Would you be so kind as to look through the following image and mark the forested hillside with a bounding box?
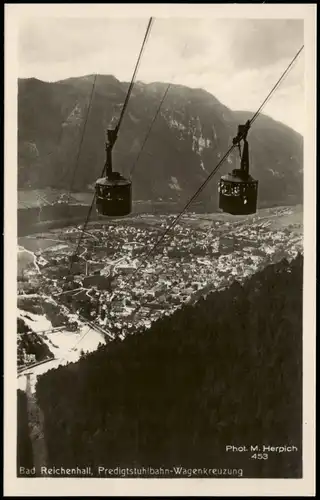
[33,254,302,478]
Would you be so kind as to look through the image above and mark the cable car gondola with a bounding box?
[94,18,154,218]
[95,128,132,217]
[218,120,258,215]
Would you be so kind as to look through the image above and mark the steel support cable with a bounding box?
[131,44,305,267]
[129,82,171,178]
[69,43,303,329]
[111,142,237,294]
[52,74,98,202]
[68,126,132,272]
[25,43,305,350]
[54,19,153,197]
[122,222,243,322]
[66,74,98,203]
[67,134,119,272]
[129,42,189,179]
[116,17,154,135]
[68,193,96,273]
[106,44,304,308]
[100,17,153,181]
[69,20,154,271]
[249,45,304,127]
[56,74,97,241]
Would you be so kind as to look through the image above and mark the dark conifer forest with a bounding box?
[23,254,302,478]
[17,390,34,472]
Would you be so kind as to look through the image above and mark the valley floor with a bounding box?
[17,204,303,385]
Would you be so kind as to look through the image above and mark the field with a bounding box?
[19,237,66,253]
[18,189,94,209]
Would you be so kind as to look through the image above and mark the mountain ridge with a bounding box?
[18,75,303,207]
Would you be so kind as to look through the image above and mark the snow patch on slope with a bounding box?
[64,102,83,127]
[168,118,187,131]
[169,176,182,191]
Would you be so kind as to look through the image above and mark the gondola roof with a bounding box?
[96,176,131,187]
[220,173,257,183]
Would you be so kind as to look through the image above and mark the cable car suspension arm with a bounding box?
[103,17,154,177]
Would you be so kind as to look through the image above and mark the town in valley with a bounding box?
[17,204,303,373]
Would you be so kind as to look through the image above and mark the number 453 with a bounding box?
[251,453,268,460]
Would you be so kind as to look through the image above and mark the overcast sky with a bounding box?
[18,17,304,134]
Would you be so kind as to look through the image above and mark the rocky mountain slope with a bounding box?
[18,75,303,207]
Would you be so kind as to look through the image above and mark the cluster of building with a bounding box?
[16,213,301,341]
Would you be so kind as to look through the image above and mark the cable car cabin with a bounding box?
[218,120,258,215]
[95,172,132,217]
[218,170,258,215]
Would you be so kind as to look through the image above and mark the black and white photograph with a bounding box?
[4,3,316,497]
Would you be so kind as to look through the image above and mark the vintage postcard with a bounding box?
[4,3,316,497]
